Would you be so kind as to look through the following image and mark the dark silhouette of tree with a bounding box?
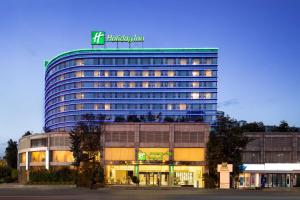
[69,114,105,188]
[114,116,125,122]
[204,115,251,188]
[126,115,141,122]
[146,112,156,122]
[272,120,299,132]
[164,116,175,122]
[4,139,18,169]
[240,122,265,132]
[22,131,32,137]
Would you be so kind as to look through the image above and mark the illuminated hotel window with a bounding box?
[75,82,83,88]
[30,151,46,162]
[206,58,213,64]
[117,71,124,77]
[60,96,65,101]
[191,92,200,99]
[75,59,85,66]
[76,104,84,110]
[130,71,136,76]
[205,70,212,77]
[129,82,136,88]
[75,71,84,77]
[192,58,200,65]
[59,106,66,112]
[52,151,74,162]
[117,82,124,88]
[205,93,212,99]
[167,104,173,110]
[180,58,188,65]
[94,104,100,110]
[192,71,200,76]
[192,82,199,88]
[154,70,161,77]
[142,71,149,77]
[104,71,110,77]
[59,75,64,80]
[168,82,175,87]
[168,71,175,77]
[76,93,84,99]
[179,104,187,110]
[142,82,149,88]
[94,70,100,77]
[104,82,111,88]
[155,82,161,88]
[104,104,111,110]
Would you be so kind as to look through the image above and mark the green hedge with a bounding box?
[29,167,75,183]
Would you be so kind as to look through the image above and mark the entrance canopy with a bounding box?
[244,163,300,173]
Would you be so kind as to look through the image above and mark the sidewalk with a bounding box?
[0,183,76,189]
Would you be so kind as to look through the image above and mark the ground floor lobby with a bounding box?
[105,165,204,188]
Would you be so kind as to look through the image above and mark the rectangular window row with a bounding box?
[47,103,217,116]
[48,57,218,75]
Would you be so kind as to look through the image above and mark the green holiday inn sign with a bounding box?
[91,31,144,45]
[138,151,171,161]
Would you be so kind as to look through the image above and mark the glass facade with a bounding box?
[45,48,218,131]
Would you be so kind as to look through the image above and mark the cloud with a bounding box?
[219,98,239,108]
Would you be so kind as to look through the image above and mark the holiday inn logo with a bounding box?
[91,31,144,45]
[91,31,105,45]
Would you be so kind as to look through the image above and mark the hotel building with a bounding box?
[44,48,218,131]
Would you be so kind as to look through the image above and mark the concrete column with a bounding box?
[169,124,175,186]
[45,148,50,170]
[134,124,140,178]
[25,151,29,170]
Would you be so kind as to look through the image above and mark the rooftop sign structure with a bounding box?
[91,31,144,46]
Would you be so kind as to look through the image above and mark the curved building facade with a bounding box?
[45,48,218,131]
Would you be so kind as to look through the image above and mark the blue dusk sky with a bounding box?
[0,0,299,155]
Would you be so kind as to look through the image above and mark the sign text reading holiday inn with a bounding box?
[91,31,144,45]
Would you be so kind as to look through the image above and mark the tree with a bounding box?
[22,131,32,137]
[272,120,299,132]
[69,114,105,188]
[114,116,125,122]
[164,116,175,122]
[146,111,156,122]
[4,139,18,169]
[240,122,265,132]
[204,115,251,188]
[126,115,141,122]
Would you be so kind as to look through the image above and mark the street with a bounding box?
[0,185,300,200]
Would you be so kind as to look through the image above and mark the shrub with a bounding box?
[131,176,139,186]
[29,167,75,184]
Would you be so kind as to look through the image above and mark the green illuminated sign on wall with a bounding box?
[91,31,105,45]
[91,31,144,45]
[138,151,171,161]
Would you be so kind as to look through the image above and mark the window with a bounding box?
[155,82,161,88]
[191,93,200,99]
[168,71,175,77]
[192,82,199,88]
[192,58,200,65]
[59,75,64,80]
[128,58,138,65]
[104,82,110,88]
[130,71,136,76]
[168,82,175,87]
[205,93,212,99]
[154,70,161,77]
[205,70,212,77]
[117,71,124,77]
[60,96,65,101]
[179,104,187,110]
[76,104,84,110]
[117,82,124,88]
[103,58,113,65]
[129,82,136,88]
[75,71,84,77]
[94,104,100,110]
[94,71,100,77]
[167,104,173,110]
[180,58,188,65]
[75,59,84,66]
[153,58,163,65]
[142,82,149,88]
[192,71,199,76]
[94,82,100,87]
[59,106,66,112]
[104,71,110,77]
[75,93,84,99]
[115,58,125,65]
[140,58,151,65]
[142,71,149,77]
[105,104,111,110]
[167,58,175,65]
